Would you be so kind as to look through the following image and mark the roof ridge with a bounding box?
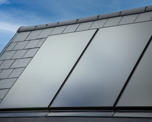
[18,5,152,32]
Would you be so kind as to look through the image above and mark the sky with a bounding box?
[0,0,152,52]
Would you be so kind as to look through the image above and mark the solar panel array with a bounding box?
[0,10,152,116]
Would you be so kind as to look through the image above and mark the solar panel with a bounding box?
[117,38,152,107]
[51,21,152,107]
[0,30,96,108]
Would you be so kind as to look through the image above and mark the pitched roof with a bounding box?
[0,5,152,116]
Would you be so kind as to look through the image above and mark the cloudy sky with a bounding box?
[0,0,152,51]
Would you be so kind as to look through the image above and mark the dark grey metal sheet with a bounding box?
[0,117,151,122]
[114,112,152,118]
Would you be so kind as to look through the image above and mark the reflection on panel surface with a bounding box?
[117,39,152,107]
[51,21,152,107]
[0,30,96,108]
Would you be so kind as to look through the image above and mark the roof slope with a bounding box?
[0,5,152,104]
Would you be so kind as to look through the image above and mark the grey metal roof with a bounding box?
[0,5,152,109]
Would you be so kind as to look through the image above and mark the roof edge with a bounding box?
[18,5,152,32]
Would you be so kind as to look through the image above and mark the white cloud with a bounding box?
[0,0,9,5]
[0,9,49,33]
[0,21,20,32]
